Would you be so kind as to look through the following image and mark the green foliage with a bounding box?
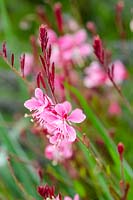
[0,0,133,199]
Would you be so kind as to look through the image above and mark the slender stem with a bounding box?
[120,158,126,198]
[1,55,33,88]
[108,75,132,113]
[7,157,35,200]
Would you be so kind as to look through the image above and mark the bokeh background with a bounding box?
[0,0,133,199]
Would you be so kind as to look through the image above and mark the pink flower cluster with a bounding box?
[47,29,92,67]
[84,60,128,88]
[24,88,86,162]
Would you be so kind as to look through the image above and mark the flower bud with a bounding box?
[117,142,125,160]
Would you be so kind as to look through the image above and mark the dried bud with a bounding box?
[54,2,63,33]
[117,142,125,160]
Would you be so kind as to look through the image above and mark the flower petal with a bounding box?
[62,101,72,113]
[24,98,41,111]
[49,134,58,144]
[68,109,86,123]
[64,197,72,200]
[55,103,65,116]
[66,124,76,142]
[35,88,44,100]
[74,194,79,200]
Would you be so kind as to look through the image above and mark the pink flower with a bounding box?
[24,89,86,146]
[106,60,128,85]
[48,101,86,145]
[23,53,33,76]
[64,194,79,200]
[108,101,121,116]
[24,88,54,128]
[47,28,92,68]
[58,34,74,50]
[84,61,106,88]
[45,141,72,162]
[59,30,92,63]
[74,29,87,46]
[47,29,58,44]
[24,88,53,112]
[79,43,92,57]
[84,60,128,88]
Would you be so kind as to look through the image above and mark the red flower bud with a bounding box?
[54,2,63,33]
[37,184,55,199]
[116,1,124,13]
[117,142,125,160]
[93,35,104,64]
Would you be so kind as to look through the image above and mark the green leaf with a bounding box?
[66,84,133,181]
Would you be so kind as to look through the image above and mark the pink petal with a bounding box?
[55,101,72,116]
[84,61,101,74]
[84,62,107,88]
[35,88,44,100]
[58,34,73,50]
[74,29,87,45]
[64,197,72,200]
[45,145,54,160]
[49,134,58,144]
[62,101,72,113]
[47,29,57,44]
[80,44,92,57]
[55,103,66,116]
[24,53,33,76]
[68,109,86,123]
[105,60,128,86]
[66,124,76,142]
[62,49,73,61]
[108,102,121,116]
[74,194,79,200]
[24,98,41,111]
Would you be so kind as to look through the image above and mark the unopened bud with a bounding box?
[54,2,63,33]
[117,142,125,160]
[86,21,96,35]
[116,1,124,13]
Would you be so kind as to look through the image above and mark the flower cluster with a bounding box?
[47,28,92,68]
[24,88,86,162]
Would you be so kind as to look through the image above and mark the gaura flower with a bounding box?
[47,101,86,145]
[45,141,72,163]
[24,89,86,146]
[84,60,128,88]
[24,88,54,128]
